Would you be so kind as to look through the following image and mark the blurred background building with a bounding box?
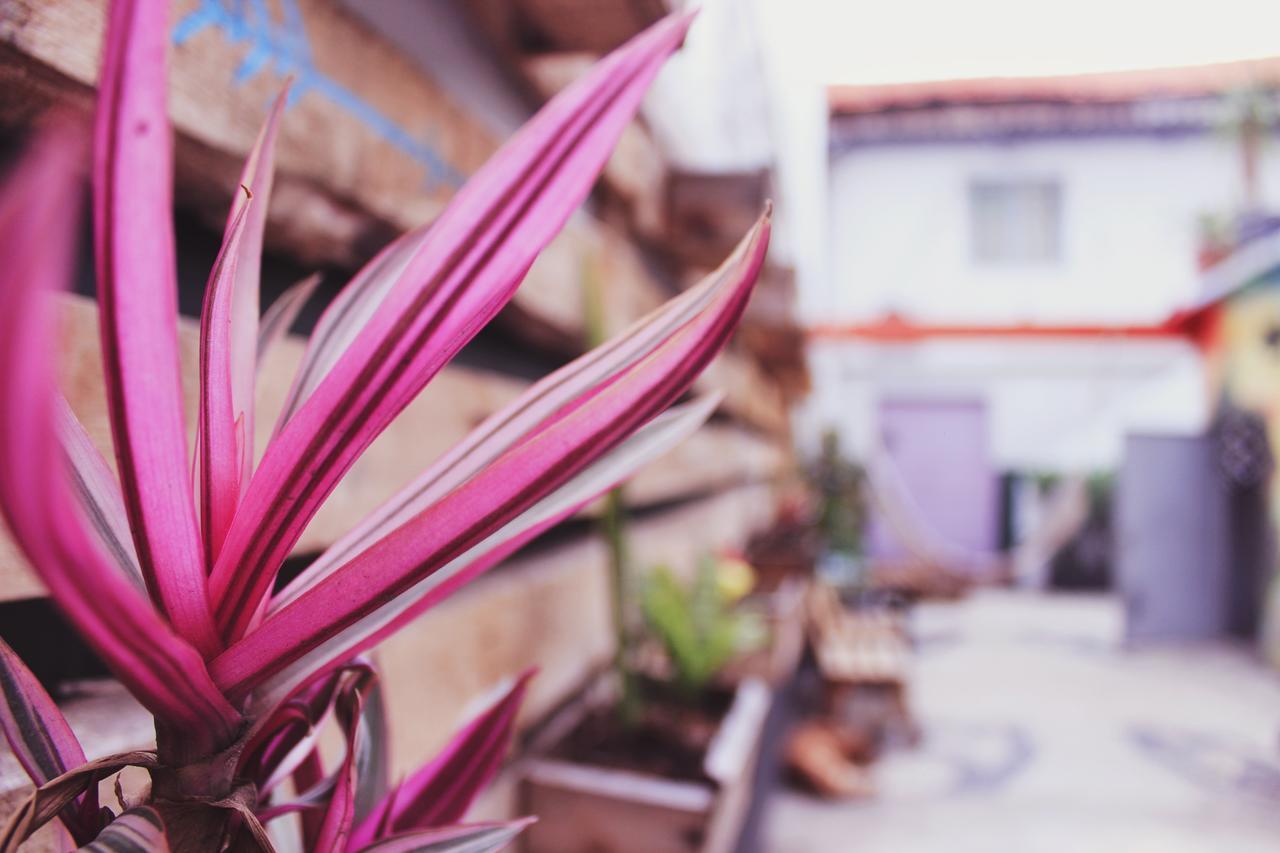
[792,12,1280,656]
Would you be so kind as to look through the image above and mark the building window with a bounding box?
[970,179,1062,265]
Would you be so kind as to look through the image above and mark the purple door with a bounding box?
[868,398,997,560]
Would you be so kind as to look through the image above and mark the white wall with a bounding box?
[801,336,1209,471]
[634,0,834,319]
[751,0,829,326]
[644,0,774,173]
[827,133,1280,325]
[798,130,1280,472]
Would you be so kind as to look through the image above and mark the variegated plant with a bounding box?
[0,1,769,850]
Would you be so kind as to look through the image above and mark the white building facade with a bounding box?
[802,62,1280,474]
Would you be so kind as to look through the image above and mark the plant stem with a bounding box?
[582,257,641,726]
[603,487,640,726]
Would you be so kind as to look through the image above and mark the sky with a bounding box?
[775,0,1280,84]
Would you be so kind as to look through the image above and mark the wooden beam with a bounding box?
[0,0,492,264]
[737,321,811,402]
[624,424,786,508]
[0,0,668,349]
[522,52,668,241]
[0,297,787,602]
[0,1,791,432]
[666,169,773,268]
[736,263,810,401]
[697,354,791,438]
[503,217,670,354]
[469,0,673,56]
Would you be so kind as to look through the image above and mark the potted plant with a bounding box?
[0,2,772,849]
[520,556,772,853]
[740,496,823,686]
[640,556,769,691]
[804,429,871,595]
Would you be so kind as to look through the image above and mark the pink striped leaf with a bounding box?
[350,670,532,849]
[239,672,345,793]
[257,220,765,693]
[93,0,217,654]
[209,13,696,642]
[199,191,252,568]
[353,676,391,825]
[258,274,322,368]
[243,663,383,851]
[54,395,144,592]
[0,638,100,845]
[0,639,86,787]
[251,503,562,730]
[271,223,431,435]
[259,671,389,835]
[243,705,316,797]
[0,118,242,756]
[292,398,736,709]
[291,746,327,850]
[199,88,289,568]
[313,671,373,853]
[352,819,535,853]
[226,86,289,477]
[256,772,335,822]
[259,515,556,726]
[214,214,766,702]
[223,391,725,709]
[238,658,376,792]
[277,253,735,604]
[252,666,386,826]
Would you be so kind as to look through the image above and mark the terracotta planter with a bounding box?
[520,678,771,853]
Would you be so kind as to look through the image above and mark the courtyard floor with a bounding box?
[764,590,1280,852]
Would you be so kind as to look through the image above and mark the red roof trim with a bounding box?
[807,309,1219,347]
[829,56,1280,116]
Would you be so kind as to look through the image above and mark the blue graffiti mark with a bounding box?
[173,0,464,190]
[1129,724,1280,802]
